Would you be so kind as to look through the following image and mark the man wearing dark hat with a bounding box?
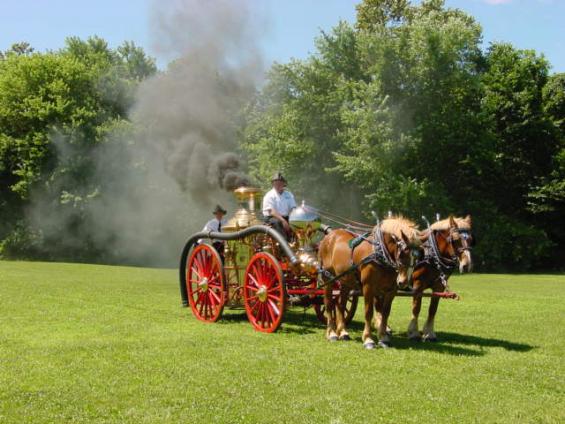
[202,205,227,255]
[262,172,296,239]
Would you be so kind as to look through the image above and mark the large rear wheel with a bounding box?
[244,252,285,333]
[186,244,226,322]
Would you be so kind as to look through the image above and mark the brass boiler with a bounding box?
[223,186,263,232]
[222,187,263,295]
[289,201,322,275]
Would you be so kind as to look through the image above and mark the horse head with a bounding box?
[431,215,474,273]
[381,217,423,288]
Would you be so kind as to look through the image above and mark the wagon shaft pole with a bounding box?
[395,290,460,300]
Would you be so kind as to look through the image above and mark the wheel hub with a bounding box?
[257,285,268,302]
[199,277,209,292]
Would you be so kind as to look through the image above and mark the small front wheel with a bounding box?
[243,252,285,333]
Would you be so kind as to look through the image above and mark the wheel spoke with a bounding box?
[254,303,263,324]
[194,251,203,275]
[267,293,280,302]
[259,304,268,326]
[204,298,211,318]
[267,301,278,322]
[265,267,275,288]
[267,285,281,294]
[198,295,205,316]
[209,289,221,305]
[197,251,207,276]
[203,253,212,276]
[247,273,260,288]
[201,251,211,275]
[209,282,222,290]
[190,266,201,280]
[252,263,263,284]
[250,299,260,313]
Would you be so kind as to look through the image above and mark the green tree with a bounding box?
[244,0,562,270]
[0,37,156,260]
[481,43,558,215]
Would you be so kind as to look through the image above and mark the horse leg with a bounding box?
[336,291,350,341]
[324,282,338,341]
[362,284,376,349]
[373,296,382,330]
[377,293,394,348]
[373,296,392,336]
[422,296,440,342]
[407,294,422,341]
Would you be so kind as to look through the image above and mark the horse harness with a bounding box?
[416,226,472,287]
[317,226,409,288]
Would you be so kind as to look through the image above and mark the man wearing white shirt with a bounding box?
[262,172,296,240]
[202,204,227,255]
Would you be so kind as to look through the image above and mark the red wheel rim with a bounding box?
[186,244,225,323]
[244,252,285,333]
[315,281,358,325]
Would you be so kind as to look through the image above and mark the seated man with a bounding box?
[202,204,227,255]
[262,172,296,240]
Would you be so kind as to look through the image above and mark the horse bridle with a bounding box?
[370,223,419,271]
[422,224,472,287]
[437,227,472,257]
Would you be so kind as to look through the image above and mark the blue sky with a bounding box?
[1,0,563,72]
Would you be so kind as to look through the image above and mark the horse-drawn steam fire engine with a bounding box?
[179,186,358,333]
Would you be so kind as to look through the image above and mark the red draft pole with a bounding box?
[395,291,460,300]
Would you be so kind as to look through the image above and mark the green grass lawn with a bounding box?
[0,261,563,423]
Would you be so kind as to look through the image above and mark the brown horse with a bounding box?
[406,215,474,341]
[318,217,421,349]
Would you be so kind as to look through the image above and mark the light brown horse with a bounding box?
[406,215,474,341]
[318,217,421,349]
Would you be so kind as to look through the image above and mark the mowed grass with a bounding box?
[0,261,563,423]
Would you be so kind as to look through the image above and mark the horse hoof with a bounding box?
[339,334,351,341]
[386,329,393,337]
[408,335,422,342]
[378,341,391,349]
[363,341,376,350]
[423,336,438,343]
[329,335,339,342]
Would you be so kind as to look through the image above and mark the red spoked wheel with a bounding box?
[314,281,358,325]
[186,244,226,323]
[243,252,286,333]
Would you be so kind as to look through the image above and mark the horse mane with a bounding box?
[430,216,472,231]
[379,216,420,245]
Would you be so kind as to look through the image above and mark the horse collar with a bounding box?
[370,226,398,270]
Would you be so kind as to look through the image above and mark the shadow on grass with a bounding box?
[212,308,535,356]
[279,309,324,335]
[364,331,536,356]
[434,331,535,352]
[216,307,324,335]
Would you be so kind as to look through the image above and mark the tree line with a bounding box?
[243,0,564,270]
[1,0,563,270]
